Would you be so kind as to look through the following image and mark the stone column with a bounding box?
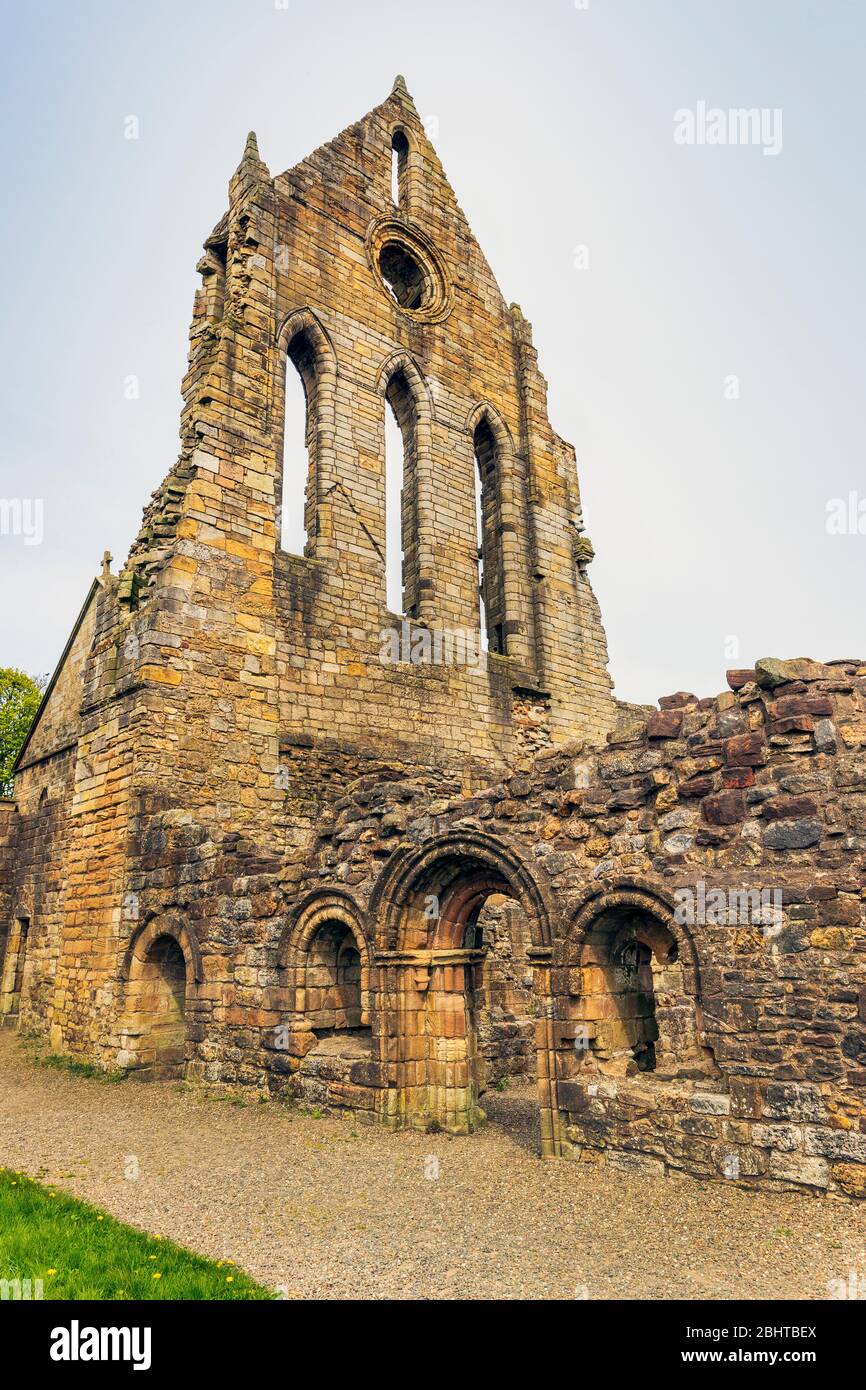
[529,947,563,1158]
[375,948,485,1133]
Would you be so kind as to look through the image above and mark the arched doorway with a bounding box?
[121,920,198,1080]
[371,834,558,1150]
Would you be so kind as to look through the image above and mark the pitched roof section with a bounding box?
[12,579,100,774]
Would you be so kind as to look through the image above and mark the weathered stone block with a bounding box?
[767,1152,829,1188]
[832,1163,866,1198]
[702,791,745,825]
[804,1128,866,1162]
[724,734,766,767]
[762,819,823,850]
[646,710,684,739]
[690,1092,731,1115]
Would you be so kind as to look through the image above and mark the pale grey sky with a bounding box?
[1,0,863,704]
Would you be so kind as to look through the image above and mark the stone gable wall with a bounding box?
[1,86,863,1202]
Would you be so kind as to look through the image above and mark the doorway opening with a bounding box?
[126,934,188,1079]
[385,846,552,1144]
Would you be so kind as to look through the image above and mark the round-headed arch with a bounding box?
[121,912,204,986]
[277,888,371,974]
[274,306,338,556]
[376,348,436,620]
[274,305,338,445]
[375,348,435,421]
[564,878,702,991]
[370,829,555,953]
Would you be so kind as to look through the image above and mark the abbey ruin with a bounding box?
[2,79,864,1199]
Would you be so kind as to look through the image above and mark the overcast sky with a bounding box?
[1,0,863,705]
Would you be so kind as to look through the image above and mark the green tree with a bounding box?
[0,668,46,796]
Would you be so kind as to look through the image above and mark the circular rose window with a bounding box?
[367,217,450,322]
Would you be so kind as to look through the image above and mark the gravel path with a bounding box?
[1,1033,863,1300]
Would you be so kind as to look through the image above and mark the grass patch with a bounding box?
[34,1054,127,1083]
[16,1037,127,1084]
[0,1169,275,1300]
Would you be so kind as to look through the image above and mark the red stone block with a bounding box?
[763,795,819,821]
[726,669,755,690]
[722,767,755,788]
[679,775,715,798]
[724,733,766,766]
[771,694,833,719]
[702,790,746,825]
[768,716,815,735]
[646,709,684,739]
[658,692,697,709]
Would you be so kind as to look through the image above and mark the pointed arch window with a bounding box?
[473,418,506,654]
[391,129,409,208]
[384,369,420,617]
[280,329,319,556]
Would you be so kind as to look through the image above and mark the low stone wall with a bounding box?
[560,1074,866,1198]
[276,655,866,1193]
[3,657,864,1199]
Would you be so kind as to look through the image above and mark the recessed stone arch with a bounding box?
[119,913,202,1079]
[0,901,33,1019]
[464,400,532,662]
[375,348,436,419]
[564,879,701,982]
[560,879,715,1081]
[464,400,516,458]
[121,912,204,985]
[370,828,555,953]
[389,126,411,209]
[375,349,436,620]
[277,890,371,1026]
[278,888,369,968]
[276,306,338,375]
[370,830,560,1147]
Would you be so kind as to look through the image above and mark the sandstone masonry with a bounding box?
[1,81,864,1200]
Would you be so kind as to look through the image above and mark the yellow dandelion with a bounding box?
[148,1254,157,1260]
[96,1215,104,1222]
[152,1272,162,1280]
[226,1276,234,1283]
[46,1269,57,1276]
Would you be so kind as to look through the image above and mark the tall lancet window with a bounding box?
[384,369,419,617]
[391,130,409,208]
[280,330,318,555]
[473,419,506,654]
